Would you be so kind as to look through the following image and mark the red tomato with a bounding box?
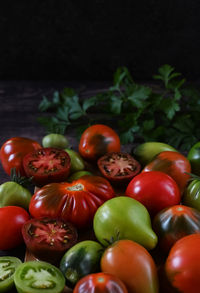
[0,206,30,250]
[97,152,141,184]
[125,171,181,215]
[101,239,159,293]
[73,272,128,293]
[23,147,71,186]
[29,175,115,229]
[165,234,200,293]
[143,151,191,194]
[0,137,41,176]
[79,124,121,161]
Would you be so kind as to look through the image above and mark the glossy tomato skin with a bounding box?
[125,171,181,215]
[0,206,30,250]
[153,205,200,252]
[143,151,191,194]
[0,137,41,176]
[183,179,200,211]
[101,239,159,293]
[165,234,200,293]
[29,175,115,229]
[73,272,128,293]
[187,141,200,176]
[79,124,121,161]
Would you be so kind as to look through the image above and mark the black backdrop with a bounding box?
[1,0,200,81]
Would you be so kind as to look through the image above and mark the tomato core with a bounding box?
[66,184,84,191]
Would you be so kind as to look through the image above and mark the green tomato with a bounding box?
[14,260,65,293]
[187,142,200,176]
[42,133,69,149]
[183,179,200,211]
[67,171,92,182]
[0,182,32,209]
[0,256,21,293]
[64,149,85,173]
[93,196,158,250]
[60,240,103,288]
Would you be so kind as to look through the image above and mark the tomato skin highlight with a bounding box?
[142,151,191,194]
[29,175,115,229]
[79,124,121,161]
[125,171,181,215]
[73,272,128,293]
[165,234,200,293]
[101,239,159,293]
[0,137,41,176]
[0,206,30,250]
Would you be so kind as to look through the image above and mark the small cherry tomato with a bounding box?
[0,137,41,176]
[79,124,121,161]
[73,272,128,293]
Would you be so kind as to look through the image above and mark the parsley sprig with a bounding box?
[38,64,200,151]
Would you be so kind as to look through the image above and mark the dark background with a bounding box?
[1,0,200,81]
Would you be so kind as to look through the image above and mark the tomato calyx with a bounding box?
[10,168,33,188]
[66,183,84,191]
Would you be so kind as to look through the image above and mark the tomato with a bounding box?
[42,133,69,149]
[183,179,200,211]
[93,196,157,250]
[0,181,32,209]
[165,234,200,293]
[29,175,115,228]
[0,137,41,176]
[78,124,121,161]
[22,217,78,264]
[187,141,200,176]
[23,147,71,186]
[101,239,159,293]
[97,152,141,184]
[67,170,92,182]
[73,272,128,293]
[64,148,85,173]
[143,151,191,194]
[153,205,200,252]
[0,206,30,250]
[60,240,103,288]
[125,171,181,215]
[14,260,65,293]
[0,256,22,293]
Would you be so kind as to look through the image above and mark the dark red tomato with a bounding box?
[73,272,128,293]
[22,217,78,264]
[23,147,71,186]
[97,152,141,184]
[0,137,41,176]
[165,234,200,293]
[125,171,181,216]
[0,206,30,250]
[143,151,191,194]
[78,124,121,161]
[29,175,115,229]
[153,205,200,252]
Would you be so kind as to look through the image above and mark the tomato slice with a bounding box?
[97,152,141,183]
[22,218,78,264]
[14,260,65,293]
[23,148,71,186]
[0,256,22,292]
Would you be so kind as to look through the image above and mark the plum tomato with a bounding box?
[125,171,181,215]
[14,260,65,293]
[0,137,41,176]
[142,151,191,194]
[97,152,141,183]
[23,147,71,186]
[29,175,115,229]
[73,272,128,293]
[0,206,30,250]
[22,217,78,264]
[78,124,121,161]
[165,234,200,293]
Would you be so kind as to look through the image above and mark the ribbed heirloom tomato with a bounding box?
[79,124,121,161]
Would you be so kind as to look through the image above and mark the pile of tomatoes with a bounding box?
[0,124,200,293]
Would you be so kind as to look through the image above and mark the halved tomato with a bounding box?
[23,148,71,186]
